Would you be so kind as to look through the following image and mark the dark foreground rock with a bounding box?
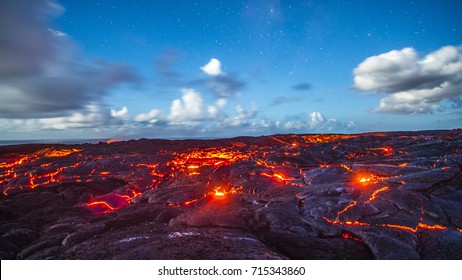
[1,130,461,259]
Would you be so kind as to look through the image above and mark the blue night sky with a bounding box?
[0,0,461,140]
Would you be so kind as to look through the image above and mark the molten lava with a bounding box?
[0,133,458,241]
[341,232,362,242]
[86,193,130,215]
[359,176,372,184]
[364,186,389,204]
[214,187,226,197]
[260,171,293,183]
[324,183,449,235]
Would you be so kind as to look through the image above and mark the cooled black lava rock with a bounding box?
[1,130,461,259]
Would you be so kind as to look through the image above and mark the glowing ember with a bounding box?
[214,187,226,197]
[341,233,362,242]
[359,177,371,183]
[291,141,300,148]
[355,172,389,186]
[379,146,393,156]
[211,186,243,198]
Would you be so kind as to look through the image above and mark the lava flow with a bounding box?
[323,174,452,235]
[1,130,461,259]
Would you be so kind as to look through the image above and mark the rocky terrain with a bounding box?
[1,130,461,259]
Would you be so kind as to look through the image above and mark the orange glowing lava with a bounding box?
[211,186,243,198]
[341,232,362,242]
[170,147,251,171]
[376,223,448,233]
[356,172,389,186]
[335,201,357,222]
[260,171,293,183]
[364,186,389,204]
[39,148,83,158]
[1,131,458,242]
[322,182,449,235]
[86,201,116,214]
[214,187,226,197]
[359,177,371,183]
[85,193,131,214]
[380,146,393,156]
[357,172,377,185]
[291,141,300,148]
[106,138,123,144]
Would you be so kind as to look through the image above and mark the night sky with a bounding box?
[1,0,461,140]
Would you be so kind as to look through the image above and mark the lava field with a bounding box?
[1,130,462,259]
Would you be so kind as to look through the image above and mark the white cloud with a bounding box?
[208,106,219,118]
[0,103,109,133]
[273,112,355,133]
[353,45,462,114]
[132,88,259,132]
[168,88,205,123]
[236,104,257,120]
[224,104,258,127]
[134,109,162,123]
[208,98,227,118]
[200,58,223,76]
[195,58,245,98]
[308,112,325,129]
[353,48,419,92]
[38,104,106,130]
[110,106,128,119]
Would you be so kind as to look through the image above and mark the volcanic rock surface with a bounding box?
[1,130,462,259]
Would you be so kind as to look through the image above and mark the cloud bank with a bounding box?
[353,45,462,114]
[126,86,354,138]
[0,0,138,119]
[274,112,355,133]
[168,88,205,123]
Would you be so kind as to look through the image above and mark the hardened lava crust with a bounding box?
[1,130,461,259]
